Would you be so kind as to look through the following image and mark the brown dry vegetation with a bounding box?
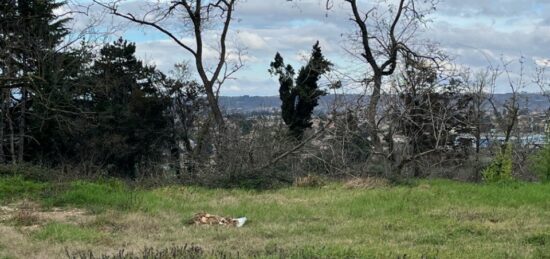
[343,177,391,189]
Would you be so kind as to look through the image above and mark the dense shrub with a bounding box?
[482,144,513,182]
[530,144,550,182]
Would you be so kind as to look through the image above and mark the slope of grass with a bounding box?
[1,177,550,258]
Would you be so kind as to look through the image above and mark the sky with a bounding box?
[68,0,550,96]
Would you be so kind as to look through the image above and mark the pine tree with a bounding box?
[0,0,71,163]
[85,38,172,176]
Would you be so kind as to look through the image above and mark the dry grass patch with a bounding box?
[0,200,97,258]
[13,209,40,227]
[0,205,16,222]
[293,175,326,188]
[343,177,391,189]
[1,201,90,228]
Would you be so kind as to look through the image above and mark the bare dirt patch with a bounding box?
[0,200,92,228]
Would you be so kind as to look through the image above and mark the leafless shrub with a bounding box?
[185,116,299,188]
[11,201,40,226]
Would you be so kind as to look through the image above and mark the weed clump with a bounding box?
[530,144,550,182]
[11,201,40,226]
[483,144,514,182]
[526,233,550,246]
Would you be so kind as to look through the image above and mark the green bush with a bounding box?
[482,144,514,182]
[530,144,550,182]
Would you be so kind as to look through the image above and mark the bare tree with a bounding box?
[535,63,550,112]
[534,64,549,147]
[347,0,400,146]
[94,0,242,128]
[286,0,438,147]
[464,69,496,154]
[377,57,469,177]
[487,60,526,146]
[165,63,208,174]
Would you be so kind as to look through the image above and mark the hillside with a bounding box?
[219,94,550,114]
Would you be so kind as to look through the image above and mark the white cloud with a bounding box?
[237,31,267,50]
[85,0,550,95]
[535,58,550,67]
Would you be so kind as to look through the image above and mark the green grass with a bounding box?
[33,222,104,243]
[0,176,48,202]
[1,177,550,258]
[43,180,143,213]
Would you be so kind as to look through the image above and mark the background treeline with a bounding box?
[0,0,549,188]
[0,1,188,178]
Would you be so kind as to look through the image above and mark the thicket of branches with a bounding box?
[0,0,548,187]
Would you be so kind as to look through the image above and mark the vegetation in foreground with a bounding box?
[1,173,550,258]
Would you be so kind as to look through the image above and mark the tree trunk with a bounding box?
[204,83,224,128]
[0,91,5,163]
[504,109,518,144]
[366,74,382,148]
[7,110,16,165]
[17,87,26,163]
[475,103,481,154]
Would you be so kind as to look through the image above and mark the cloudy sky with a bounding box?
[72,0,550,96]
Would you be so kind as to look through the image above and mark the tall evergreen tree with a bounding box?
[0,0,71,163]
[269,42,332,139]
[84,38,172,176]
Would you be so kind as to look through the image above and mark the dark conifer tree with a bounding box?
[85,38,172,176]
[269,42,332,139]
[0,0,72,163]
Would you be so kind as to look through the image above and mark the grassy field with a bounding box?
[1,175,550,258]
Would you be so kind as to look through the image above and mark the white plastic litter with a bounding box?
[235,217,247,227]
